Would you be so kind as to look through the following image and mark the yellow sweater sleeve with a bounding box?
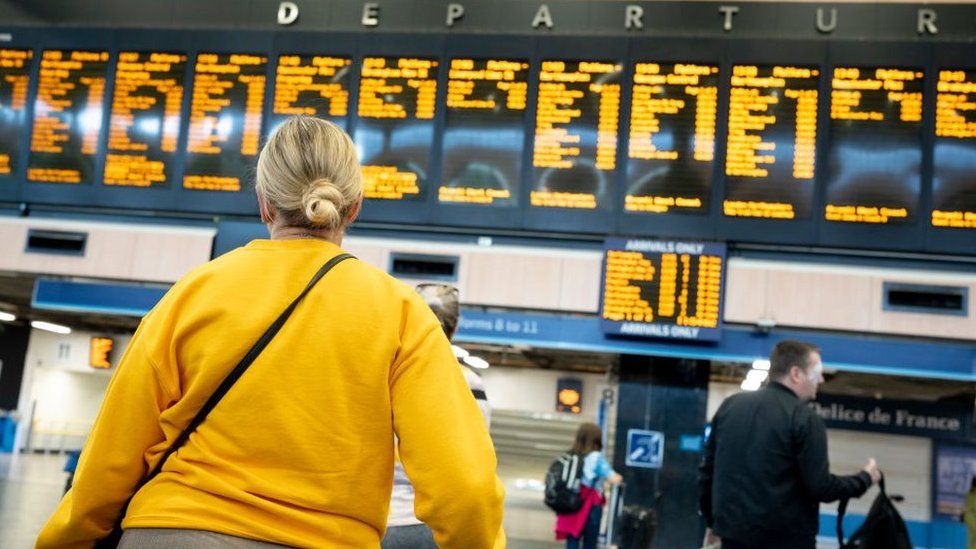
[36,313,177,548]
[390,299,506,549]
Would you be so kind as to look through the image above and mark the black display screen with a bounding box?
[0,49,32,181]
[825,66,924,224]
[600,237,726,342]
[531,59,623,210]
[354,56,439,201]
[183,52,268,192]
[625,62,718,215]
[27,49,110,184]
[269,54,351,135]
[724,64,820,220]
[104,51,187,188]
[439,57,528,207]
[932,69,976,230]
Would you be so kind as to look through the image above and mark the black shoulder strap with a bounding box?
[142,252,354,483]
[103,252,354,540]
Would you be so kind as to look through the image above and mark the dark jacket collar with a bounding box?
[768,381,800,400]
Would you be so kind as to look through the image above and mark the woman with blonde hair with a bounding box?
[37,116,505,548]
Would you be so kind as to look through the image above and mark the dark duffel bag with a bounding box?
[837,475,913,549]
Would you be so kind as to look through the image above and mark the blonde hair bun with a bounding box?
[303,178,344,228]
[255,116,364,232]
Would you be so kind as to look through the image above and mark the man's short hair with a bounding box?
[769,340,820,379]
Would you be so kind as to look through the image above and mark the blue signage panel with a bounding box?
[33,279,168,317]
[454,308,976,381]
[600,238,726,342]
[625,428,664,469]
[934,443,976,519]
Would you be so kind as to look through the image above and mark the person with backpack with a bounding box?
[554,422,622,549]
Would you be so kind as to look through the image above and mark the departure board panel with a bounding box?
[601,238,725,341]
[183,52,267,192]
[625,62,718,215]
[270,54,351,133]
[933,69,976,230]
[355,56,439,201]
[27,50,110,184]
[825,67,923,224]
[0,49,32,179]
[724,65,820,220]
[439,58,528,206]
[104,51,187,188]
[531,60,623,210]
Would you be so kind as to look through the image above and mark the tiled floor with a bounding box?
[0,452,562,549]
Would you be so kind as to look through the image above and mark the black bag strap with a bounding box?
[836,497,849,548]
[836,471,884,548]
[102,252,354,541]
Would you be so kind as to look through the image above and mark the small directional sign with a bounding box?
[625,429,664,469]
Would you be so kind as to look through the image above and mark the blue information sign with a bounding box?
[625,429,664,469]
[600,238,726,342]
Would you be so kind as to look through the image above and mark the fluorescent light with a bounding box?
[0,311,15,322]
[31,320,71,334]
[752,359,771,371]
[462,355,489,369]
[451,345,470,359]
[740,378,762,391]
[746,369,769,382]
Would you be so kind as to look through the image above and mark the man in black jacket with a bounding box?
[699,340,881,549]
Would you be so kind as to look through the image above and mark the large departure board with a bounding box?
[439,58,528,206]
[724,65,820,220]
[27,50,109,184]
[104,51,187,188]
[270,54,351,133]
[531,60,623,210]
[600,238,725,341]
[355,56,438,201]
[0,49,32,179]
[932,69,976,230]
[825,66,924,224]
[625,63,718,215]
[183,52,267,192]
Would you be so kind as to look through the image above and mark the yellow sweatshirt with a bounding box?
[36,239,505,548]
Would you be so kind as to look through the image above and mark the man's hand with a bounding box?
[608,473,623,485]
[702,528,721,549]
[862,457,881,484]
